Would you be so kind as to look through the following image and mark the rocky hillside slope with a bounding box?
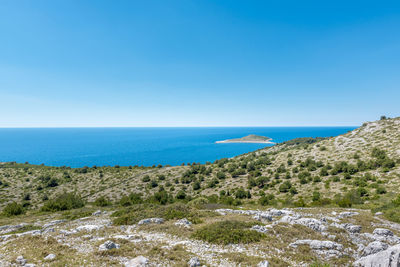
[0,117,399,266]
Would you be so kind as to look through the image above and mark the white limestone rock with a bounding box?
[354,244,400,267]
[188,257,201,267]
[257,260,269,267]
[138,218,164,225]
[125,256,149,267]
[373,228,394,237]
[363,241,388,256]
[175,218,192,228]
[99,240,120,251]
[251,225,271,234]
[44,254,56,261]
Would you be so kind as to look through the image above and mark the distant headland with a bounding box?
[216,134,274,144]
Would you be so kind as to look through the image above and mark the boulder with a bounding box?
[331,222,362,233]
[257,260,269,267]
[99,240,120,251]
[253,213,273,221]
[251,225,271,234]
[44,254,56,261]
[344,223,362,233]
[92,210,102,216]
[16,255,27,265]
[296,218,327,232]
[125,256,149,267]
[290,240,343,250]
[363,241,388,256]
[354,244,400,267]
[188,257,201,267]
[175,218,192,228]
[373,228,394,237]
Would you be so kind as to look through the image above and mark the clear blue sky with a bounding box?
[1,0,399,127]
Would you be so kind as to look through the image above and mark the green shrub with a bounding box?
[2,202,25,216]
[376,187,387,194]
[176,190,186,200]
[41,193,84,212]
[192,220,263,244]
[94,196,111,207]
[235,188,247,199]
[119,193,143,206]
[259,194,275,206]
[142,175,150,182]
[279,181,292,193]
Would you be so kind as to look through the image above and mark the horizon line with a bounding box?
[0,125,359,128]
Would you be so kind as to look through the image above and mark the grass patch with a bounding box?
[192,220,263,245]
[6,224,41,235]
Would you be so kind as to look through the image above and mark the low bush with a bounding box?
[192,220,263,244]
[94,196,112,207]
[41,193,85,212]
[119,193,143,206]
[2,202,25,216]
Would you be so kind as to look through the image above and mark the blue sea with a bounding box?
[0,127,356,167]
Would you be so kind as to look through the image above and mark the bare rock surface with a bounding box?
[362,241,389,256]
[354,244,400,267]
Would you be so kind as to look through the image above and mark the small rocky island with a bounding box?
[216,134,273,144]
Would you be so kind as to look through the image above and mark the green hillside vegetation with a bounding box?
[0,117,399,222]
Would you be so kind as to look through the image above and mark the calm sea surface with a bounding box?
[0,127,356,167]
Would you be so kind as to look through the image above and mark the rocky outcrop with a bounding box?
[337,211,359,219]
[362,241,388,256]
[354,244,400,267]
[331,222,362,233]
[138,218,164,225]
[279,215,327,232]
[76,224,103,232]
[290,239,343,259]
[290,239,343,250]
[44,254,56,261]
[373,228,394,237]
[215,208,292,222]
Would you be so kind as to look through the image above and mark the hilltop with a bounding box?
[0,117,399,266]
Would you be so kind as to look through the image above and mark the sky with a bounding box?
[0,0,399,127]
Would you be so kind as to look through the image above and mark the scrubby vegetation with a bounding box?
[2,202,25,217]
[41,193,85,212]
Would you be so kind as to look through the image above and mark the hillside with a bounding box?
[0,117,400,266]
